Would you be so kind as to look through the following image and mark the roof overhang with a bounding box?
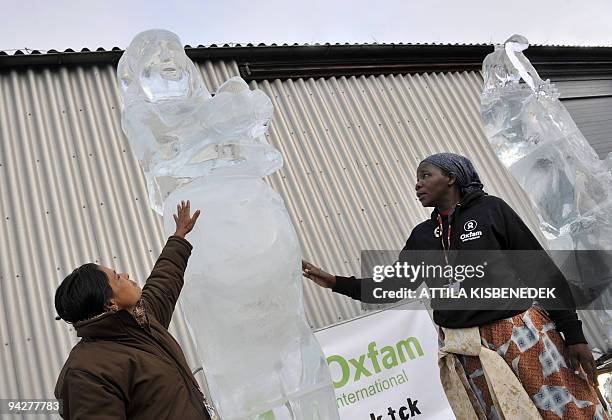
[2,44,612,81]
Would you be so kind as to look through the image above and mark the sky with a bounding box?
[2,0,612,52]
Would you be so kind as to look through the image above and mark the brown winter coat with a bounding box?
[55,236,211,420]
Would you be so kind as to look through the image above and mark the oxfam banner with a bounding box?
[315,304,454,419]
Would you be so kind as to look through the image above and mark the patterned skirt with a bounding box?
[456,306,608,419]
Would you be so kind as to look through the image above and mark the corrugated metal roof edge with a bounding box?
[2,42,490,55]
[3,40,611,56]
[2,43,612,81]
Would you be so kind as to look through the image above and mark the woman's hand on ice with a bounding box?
[173,200,201,239]
[302,260,336,289]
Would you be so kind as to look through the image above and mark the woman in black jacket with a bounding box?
[303,153,607,419]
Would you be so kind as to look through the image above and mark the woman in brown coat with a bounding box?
[54,200,213,420]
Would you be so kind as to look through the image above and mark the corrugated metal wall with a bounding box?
[563,96,612,158]
[0,58,605,416]
[0,61,242,417]
[251,71,547,322]
[558,79,612,158]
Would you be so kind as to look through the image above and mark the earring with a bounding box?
[108,302,119,312]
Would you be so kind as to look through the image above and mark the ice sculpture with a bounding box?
[118,29,340,420]
[605,376,612,411]
[480,34,612,350]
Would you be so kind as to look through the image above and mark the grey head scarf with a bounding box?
[420,152,484,195]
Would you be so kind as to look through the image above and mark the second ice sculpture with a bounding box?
[480,35,612,350]
[118,29,340,420]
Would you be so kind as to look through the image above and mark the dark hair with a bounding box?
[54,263,113,323]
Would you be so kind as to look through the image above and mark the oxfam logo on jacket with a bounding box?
[326,338,424,389]
[463,220,477,231]
[460,219,482,242]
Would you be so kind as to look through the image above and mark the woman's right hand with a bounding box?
[173,200,201,239]
[302,260,336,289]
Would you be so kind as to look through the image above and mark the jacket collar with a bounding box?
[74,308,146,339]
[430,189,486,223]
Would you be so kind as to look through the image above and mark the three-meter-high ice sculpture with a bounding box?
[480,34,612,352]
[117,29,340,420]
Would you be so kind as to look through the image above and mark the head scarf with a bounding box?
[420,152,484,195]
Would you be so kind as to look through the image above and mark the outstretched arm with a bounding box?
[302,235,421,304]
[141,201,201,328]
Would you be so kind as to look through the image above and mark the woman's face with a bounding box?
[415,162,453,207]
[99,266,142,310]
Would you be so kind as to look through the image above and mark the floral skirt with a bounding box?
[456,307,608,419]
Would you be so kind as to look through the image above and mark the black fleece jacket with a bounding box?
[332,191,587,345]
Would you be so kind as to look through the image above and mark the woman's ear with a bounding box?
[107,299,119,312]
[447,173,457,187]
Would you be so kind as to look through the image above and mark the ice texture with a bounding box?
[118,29,340,420]
[605,376,612,411]
[480,35,612,350]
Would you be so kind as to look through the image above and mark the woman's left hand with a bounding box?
[567,343,596,386]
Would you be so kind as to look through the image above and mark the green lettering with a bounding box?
[257,410,275,420]
[397,370,407,384]
[356,387,369,401]
[347,392,356,404]
[367,341,381,373]
[396,337,424,362]
[381,345,398,369]
[327,355,350,388]
[349,354,372,381]
[389,375,398,387]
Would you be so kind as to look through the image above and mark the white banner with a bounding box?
[315,303,455,420]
